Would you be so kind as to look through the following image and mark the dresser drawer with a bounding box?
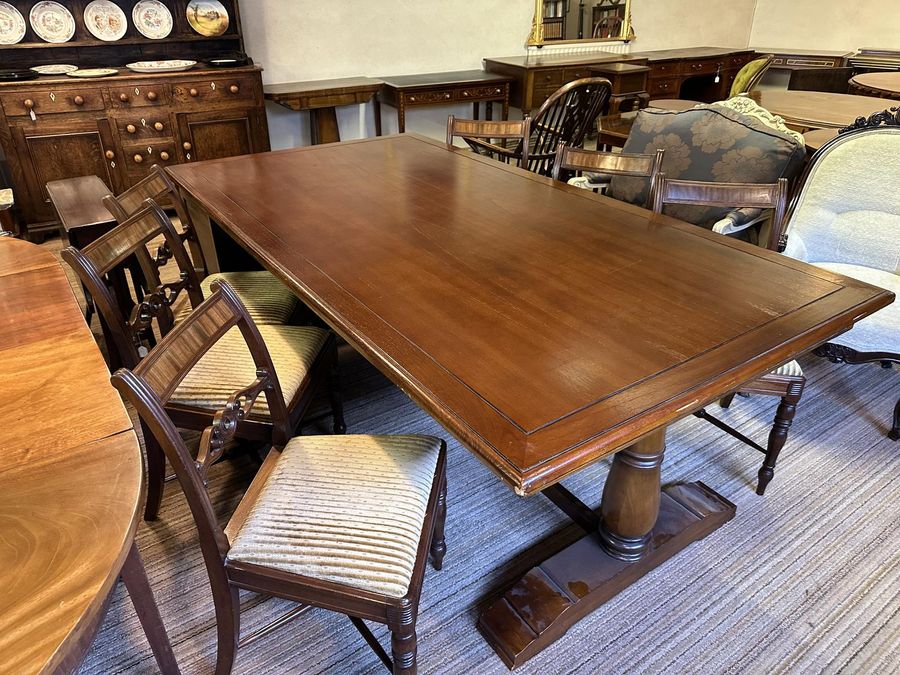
[681,59,719,76]
[648,78,678,96]
[116,115,173,140]
[171,76,258,107]
[1,88,104,117]
[649,61,677,76]
[123,141,177,173]
[109,84,171,108]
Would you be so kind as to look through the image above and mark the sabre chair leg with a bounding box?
[430,473,447,571]
[143,424,166,521]
[390,605,418,675]
[214,586,241,675]
[328,343,347,434]
[759,381,804,495]
[719,393,736,409]
[889,397,900,441]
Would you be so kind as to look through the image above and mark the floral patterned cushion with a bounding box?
[608,105,807,228]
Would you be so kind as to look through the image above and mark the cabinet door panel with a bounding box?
[177,109,267,162]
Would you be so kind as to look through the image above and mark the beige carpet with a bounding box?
[46,236,900,674]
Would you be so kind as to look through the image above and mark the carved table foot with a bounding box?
[477,428,736,669]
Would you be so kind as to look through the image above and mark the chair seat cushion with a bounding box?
[814,262,900,354]
[227,435,442,599]
[170,324,328,418]
[771,359,803,378]
[175,271,298,325]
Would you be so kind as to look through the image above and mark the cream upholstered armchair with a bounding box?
[780,109,900,440]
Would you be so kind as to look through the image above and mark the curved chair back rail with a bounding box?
[552,145,665,207]
[0,238,144,673]
[446,115,532,168]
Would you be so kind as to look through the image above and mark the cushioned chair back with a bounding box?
[783,126,900,274]
[526,77,611,176]
[609,104,806,227]
[729,55,774,97]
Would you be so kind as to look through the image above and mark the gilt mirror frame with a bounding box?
[529,0,634,46]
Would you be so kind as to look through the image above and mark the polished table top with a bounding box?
[168,135,891,495]
[850,71,900,97]
[752,90,890,129]
[0,239,142,673]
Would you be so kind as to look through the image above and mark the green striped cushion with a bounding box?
[227,435,442,598]
[170,324,328,418]
[176,271,298,325]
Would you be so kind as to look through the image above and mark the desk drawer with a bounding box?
[306,92,361,108]
[459,85,506,101]
[650,61,677,76]
[534,70,564,88]
[648,78,678,96]
[1,88,104,117]
[563,67,592,81]
[405,90,454,105]
[681,59,719,76]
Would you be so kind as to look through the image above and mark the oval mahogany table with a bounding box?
[0,239,178,674]
[849,72,900,100]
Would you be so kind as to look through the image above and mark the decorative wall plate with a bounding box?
[132,0,173,40]
[84,0,128,41]
[186,0,229,37]
[0,2,26,45]
[126,59,197,73]
[66,68,119,78]
[29,1,76,43]
[30,63,78,75]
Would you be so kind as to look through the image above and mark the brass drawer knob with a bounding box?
[105,150,114,160]
[229,84,239,94]
[23,99,34,109]
[159,151,170,161]
[119,93,129,102]
[126,124,136,134]
[133,154,143,163]
[146,91,158,101]
[73,95,84,106]
[182,141,192,151]
[154,122,164,131]
[189,88,198,97]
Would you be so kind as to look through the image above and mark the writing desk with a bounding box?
[167,135,891,669]
[0,239,177,673]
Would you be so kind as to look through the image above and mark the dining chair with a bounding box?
[780,108,900,441]
[446,116,531,168]
[104,164,299,326]
[728,54,775,97]
[62,199,345,520]
[551,145,664,207]
[112,280,448,675]
[652,175,804,494]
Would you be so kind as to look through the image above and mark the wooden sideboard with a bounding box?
[0,66,269,236]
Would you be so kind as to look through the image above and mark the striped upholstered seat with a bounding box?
[171,324,328,418]
[227,435,443,598]
[174,271,298,326]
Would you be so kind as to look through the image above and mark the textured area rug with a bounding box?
[77,341,900,675]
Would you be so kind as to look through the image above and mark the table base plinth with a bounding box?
[477,481,735,669]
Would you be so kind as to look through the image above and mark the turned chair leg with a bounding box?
[430,474,447,570]
[758,383,804,495]
[143,424,166,521]
[889,397,900,441]
[328,344,347,434]
[391,605,418,675]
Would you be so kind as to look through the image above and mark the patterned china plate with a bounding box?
[30,1,76,43]
[84,0,128,42]
[66,68,119,78]
[126,59,197,73]
[132,0,173,40]
[30,63,78,75]
[186,0,229,37]
[0,1,26,45]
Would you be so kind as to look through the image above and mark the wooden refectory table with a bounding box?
[167,135,892,669]
[0,238,177,674]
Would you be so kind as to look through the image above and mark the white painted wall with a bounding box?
[241,0,758,148]
[750,0,900,52]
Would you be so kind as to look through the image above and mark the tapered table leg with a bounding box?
[478,426,736,669]
[120,542,181,674]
